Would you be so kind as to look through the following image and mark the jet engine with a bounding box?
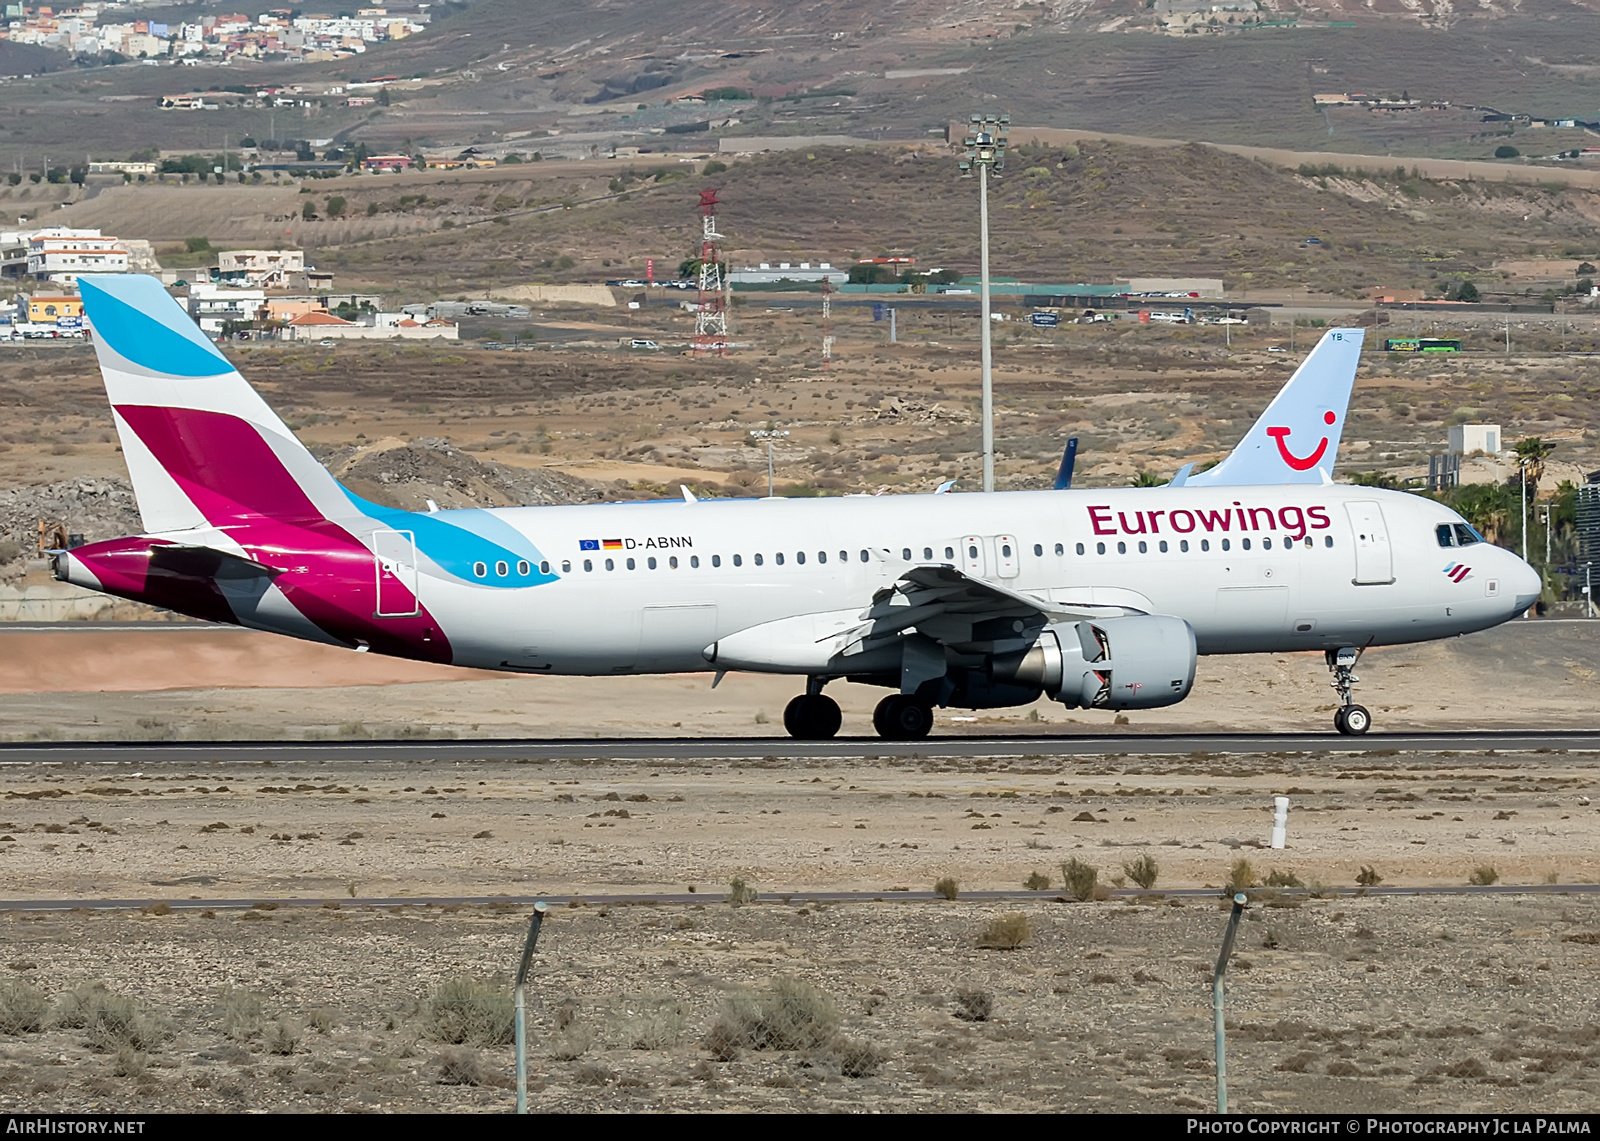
[999,615,1196,711]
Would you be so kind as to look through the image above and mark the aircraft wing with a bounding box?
[707,562,1146,674]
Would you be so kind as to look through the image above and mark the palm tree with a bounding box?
[1129,471,1165,487]
[1513,436,1556,498]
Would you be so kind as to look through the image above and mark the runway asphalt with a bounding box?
[1,728,1597,764]
[3,883,1596,913]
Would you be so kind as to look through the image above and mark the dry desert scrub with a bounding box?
[426,976,514,1046]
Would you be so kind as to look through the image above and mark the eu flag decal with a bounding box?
[579,539,600,551]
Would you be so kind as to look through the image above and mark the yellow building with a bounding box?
[23,295,83,322]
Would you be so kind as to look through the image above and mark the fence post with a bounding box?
[515,901,548,1114]
[1214,892,1248,1114]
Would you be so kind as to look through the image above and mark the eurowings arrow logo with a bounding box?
[1266,410,1337,471]
[1443,562,1472,583]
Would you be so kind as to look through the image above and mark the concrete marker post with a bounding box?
[1270,796,1290,849]
[1214,892,1248,1114]
[514,901,548,1114]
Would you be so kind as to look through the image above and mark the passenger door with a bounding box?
[1345,501,1394,585]
[374,530,419,617]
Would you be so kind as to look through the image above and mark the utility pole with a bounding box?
[749,428,788,497]
[960,112,1009,494]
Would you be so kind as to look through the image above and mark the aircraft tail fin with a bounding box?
[79,274,351,534]
[1184,327,1364,487]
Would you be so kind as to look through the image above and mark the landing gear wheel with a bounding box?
[1340,704,1372,736]
[783,694,842,740]
[872,694,933,741]
[1332,707,1348,734]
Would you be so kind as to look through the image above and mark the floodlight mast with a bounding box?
[960,113,1008,493]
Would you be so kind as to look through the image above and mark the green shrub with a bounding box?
[1356,865,1383,887]
[977,912,1031,950]
[1124,853,1159,890]
[1060,858,1098,902]
[934,876,959,901]
[1468,865,1500,886]
[1024,871,1050,891]
[426,976,513,1046]
[0,979,48,1034]
[1224,858,1258,894]
[1264,868,1304,888]
[57,984,169,1053]
[727,877,758,906]
[708,975,839,1053]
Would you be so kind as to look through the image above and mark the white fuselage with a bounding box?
[393,484,1541,676]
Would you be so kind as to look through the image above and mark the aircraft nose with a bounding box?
[1509,556,1542,615]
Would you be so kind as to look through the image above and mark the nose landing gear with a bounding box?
[1326,646,1371,735]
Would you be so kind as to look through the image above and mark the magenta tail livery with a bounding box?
[60,276,1538,740]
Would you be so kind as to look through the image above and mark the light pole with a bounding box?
[749,428,788,497]
[960,112,1008,493]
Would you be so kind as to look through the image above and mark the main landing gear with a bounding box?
[781,680,934,741]
[1326,646,1372,736]
[872,693,933,741]
[783,678,842,740]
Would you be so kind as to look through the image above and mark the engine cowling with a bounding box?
[1004,614,1196,711]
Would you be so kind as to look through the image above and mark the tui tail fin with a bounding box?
[1180,327,1364,487]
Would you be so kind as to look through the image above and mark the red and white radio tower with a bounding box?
[693,188,728,356]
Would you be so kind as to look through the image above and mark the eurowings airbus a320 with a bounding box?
[55,275,1540,740]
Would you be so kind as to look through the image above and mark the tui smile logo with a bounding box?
[1443,562,1472,583]
[1266,411,1337,471]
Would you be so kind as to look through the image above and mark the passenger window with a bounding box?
[859,550,868,563]
[1001,543,1013,558]
[1437,524,1456,548]
[1075,542,1085,555]
[691,555,700,568]
[796,551,805,565]
[1262,538,1272,550]
[1159,540,1168,553]
[627,557,636,570]
[775,553,784,566]
[495,560,508,576]
[1117,541,1127,555]
[669,556,678,569]
[1180,540,1189,553]
[1221,539,1231,552]
[1454,523,1482,546]
[647,556,657,570]
[754,553,764,567]
[561,560,571,573]
[967,544,978,560]
[473,561,487,577]
[712,555,721,568]
[1283,536,1292,549]
[605,558,615,571]
[924,547,933,560]
[1137,541,1147,554]
[840,550,849,563]
[1324,536,1334,548]
[902,548,912,561]
[1054,543,1064,556]
[944,546,955,560]
[1033,543,1042,557]
[1201,540,1210,552]
[1303,537,1312,549]
[1095,542,1105,555]
[1241,539,1251,551]
[583,559,592,572]
[519,560,532,575]
[734,554,743,567]
[818,551,827,564]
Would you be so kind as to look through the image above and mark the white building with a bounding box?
[1449,424,1502,456]
[217,249,305,287]
[23,228,128,282]
[187,283,265,334]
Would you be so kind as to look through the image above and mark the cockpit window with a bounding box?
[1436,524,1456,548]
[1454,523,1483,546]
